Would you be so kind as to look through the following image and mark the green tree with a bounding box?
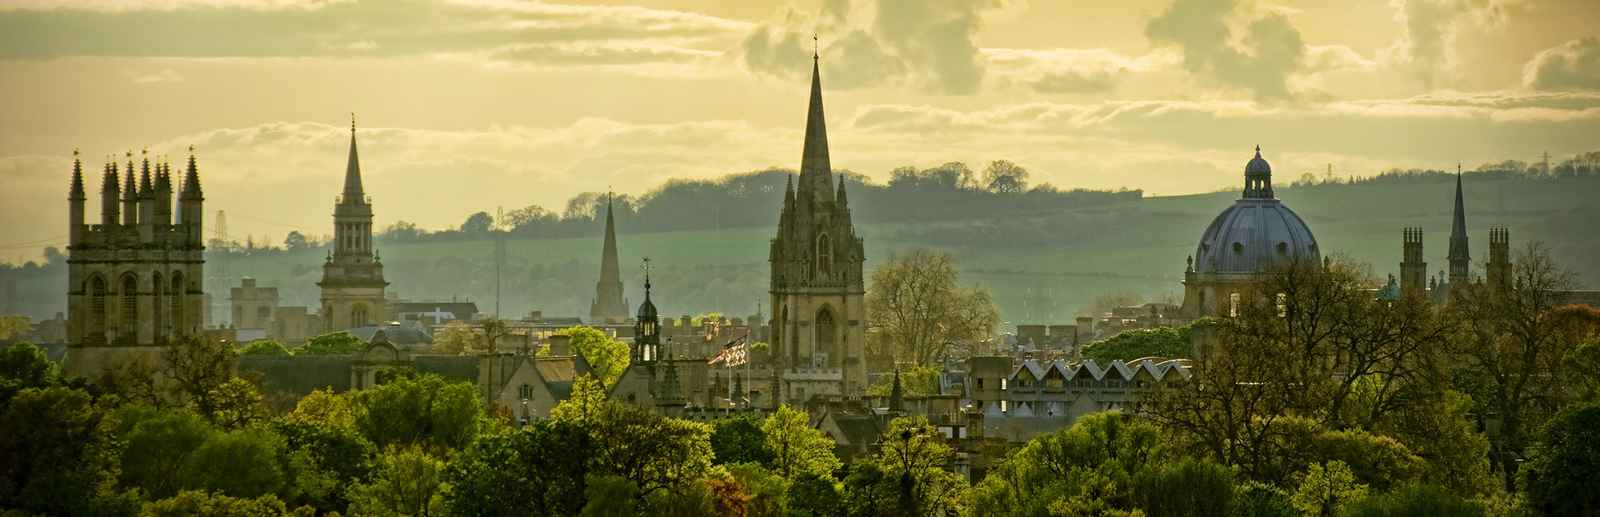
[208,377,268,430]
[762,404,841,479]
[461,211,495,234]
[981,160,1029,194]
[1233,481,1296,517]
[240,339,292,357]
[867,365,942,397]
[162,335,238,420]
[558,326,630,388]
[140,490,290,517]
[0,342,57,390]
[968,412,1162,516]
[0,387,127,515]
[181,427,288,499]
[273,416,376,513]
[550,374,610,425]
[352,373,483,451]
[1081,325,1193,362]
[710,414,774,466]
[1342,483,1484,517]
[579,474,639,517]
[347,446,449,517]
[445,420,594,517]
[1132,458,1235,517]
[867,249,1000,365]
[1521,401,1600,516]
[285,387,358,430]
[431,321,478,355]
[877,416,964,516]
[726,462,789,517]
[787,473,841,517]
[300,331,365,355]
[1290,461,1366,517]
[590,404,715,499]
[120,410,215,500]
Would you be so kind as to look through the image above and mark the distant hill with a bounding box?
[4,171,1596,328]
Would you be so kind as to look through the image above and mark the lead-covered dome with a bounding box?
[1193,147,1319,275]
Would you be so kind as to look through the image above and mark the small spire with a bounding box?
[69,149,85,199]
[1254,144,1261,158]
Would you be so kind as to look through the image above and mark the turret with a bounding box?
[633,258,660,364]
[102,160,120,227]
[153,159,173,226]
[121,151,137,226]
[1400,227,1426,298]
[1487,227,1510,290]
[69,150,85,245]
[1243,145,1274,199]
[180,147,204,247]
[138,150,156,231]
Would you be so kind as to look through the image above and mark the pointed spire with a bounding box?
[836,176,849,208]
[123,151,136,201]
[889,367,904,412]
[798,44,833,201]
[1448,164,1469,276]
[182,145,202,200]
[591,192,627,323]
[69,149,85,200]
[342,113,365,202]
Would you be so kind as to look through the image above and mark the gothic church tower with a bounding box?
[319,117,388,331]
[769,49,867,403]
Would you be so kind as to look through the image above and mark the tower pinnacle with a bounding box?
[1448,164,1469,284]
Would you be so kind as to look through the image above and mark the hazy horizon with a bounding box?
[4,0,1600,262]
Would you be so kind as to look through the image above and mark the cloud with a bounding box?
[738,0,1005,94]
[131,68,184,84]
[1144,0,1307,100]
[0,0,750,74]
[1522,37,1600,91]
[1388,0,1511,89]
[983,48,1176,95]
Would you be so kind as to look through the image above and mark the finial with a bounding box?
[1254,144,1261,157]
[188,144,194,155]
[142,147,148,157]
[126,150,133,158]
[73,148,79,158]
[351,112,356,133]
[813,31,819,60]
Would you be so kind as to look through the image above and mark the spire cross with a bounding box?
[813,31,819,59]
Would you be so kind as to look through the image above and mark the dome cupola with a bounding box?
[1192,147,1319,276]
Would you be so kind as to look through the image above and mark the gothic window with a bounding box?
[152,272,164,343]
[88,276,107,344]
[120,274,138,343]
[816,307,837,367]
[351,304,370,328]
[817,233,832,278]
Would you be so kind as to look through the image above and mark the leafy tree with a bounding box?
[968,412,1162,515]
[551,374,609,425]
[726,462,789,517]
[273,408,376,513]
[867,249,999,365]
[352,373,483,451]
[162,335,238,420]
[1521,400,1600,516]
[240,339,292,357]
[580,474,639,517]
[1290,461,1366,517]
[876,416,964,516]
[181,427,288,499]
[0,342,56,389]
[431,321,478,355]
[787,473,841,517]
[1081,325,1193,362]
[120,410,215,499]
[140,490,290,517]
[300,331,365,355]
[558,326,630,388]
[347,446,449,517]
[461,211,495,234]
[710,414,775,466]
[763,404,841,479]
[867,365,942,397]
[445,420,594,517]
[589,404,715,499]
[285,387,358,430]
[981,160,1029,194]
[0,387,127,515]
[208,377,268,430]
[1233,481,1295,517]
[1342,483,1485,517]
[1132,458,1235,517]
[283,231,309,251]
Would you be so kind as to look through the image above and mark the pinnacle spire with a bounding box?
[798,48,833,201]
[140,148,153,197]
[70,149,85,199]
[342,114,365,202]
[182,145,202,199]
[591,192,627,323]
[1448,164,1468,263]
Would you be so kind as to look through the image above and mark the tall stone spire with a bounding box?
[69,150,85,200]
[590,193,628,323]
[798,50,833,200]
[1448,165,1470,284]
[122,152,137,226]
[343,114,364,203]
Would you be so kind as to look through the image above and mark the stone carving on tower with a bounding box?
[65,148,206,377]
[1181,147,1320,318]
[590,195,629,324]
[319,116,389,331]
[768,47,868,403]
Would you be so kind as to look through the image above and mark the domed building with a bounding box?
[1180,147,1321,318]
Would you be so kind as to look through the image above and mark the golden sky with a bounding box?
[2,0,1598,258]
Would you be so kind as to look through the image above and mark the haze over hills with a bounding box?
[4,163,1596,326]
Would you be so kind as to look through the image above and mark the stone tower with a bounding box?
[769,50,868,403]
[319,117,388,331]
[1447,168,1470,286]
[1487,227,1510,290]
[65,148,206,377]
[1400,227,1426,298]
[590,195,628,324]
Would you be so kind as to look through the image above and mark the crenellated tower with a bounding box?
[768,48,868,403]
[1400,227,1426,298]
[65,147,206,378]
[1487,227,1510,290]
[319,115,389,331]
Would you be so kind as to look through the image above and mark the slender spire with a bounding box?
[139,148,153,198]
[182,145,202,200]
[889,367,904,412]
[601,193,620,284]
[798,44,833,200]
[591,192,627,323]
[342,113,365,202]
[836,175,849,208]
[123,152,136,201]
[1448,164,1469,279]
[69,149,85,200]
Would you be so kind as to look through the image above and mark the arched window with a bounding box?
[171,273,185,336]
[815,307,837,367]
[88,276,107,344]
[151,272,164,343]
[351,304,370,328]
[120,274,138,343]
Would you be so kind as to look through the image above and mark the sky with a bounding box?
[2,0,1599,260]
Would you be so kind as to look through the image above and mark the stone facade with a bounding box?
[319,120,389,331]
[769,54,868,404]
[64,150,205,377]
[230,277,278,331]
